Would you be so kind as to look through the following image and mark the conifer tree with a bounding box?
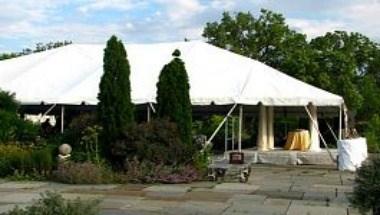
[156,49,192,145]
[98,35,134,149]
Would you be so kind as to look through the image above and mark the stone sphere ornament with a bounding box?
[58,144,72,162]
[59,143,72,155]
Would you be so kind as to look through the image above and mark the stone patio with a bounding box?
[0,165,359,215]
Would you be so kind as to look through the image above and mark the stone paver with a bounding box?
[164,201,228,215]
[213,183,259,193]
[143,185,191,198]
[0,182,48,190]
[0,193,40,204]
[227,194,267,205]
[0,165,356,215]
[287,204,347,215]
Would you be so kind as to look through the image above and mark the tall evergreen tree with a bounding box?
[156,49,192,145]
[98,35,134,150]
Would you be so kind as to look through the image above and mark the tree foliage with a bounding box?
[0,90,38,143]
[350,157,380,215]
[203,9,380,131]
[203,10,313,82]
[156,49,192,145]
[0,41,72,61]
[98,35,134,154]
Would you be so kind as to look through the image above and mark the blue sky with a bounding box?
[1,0,380,52]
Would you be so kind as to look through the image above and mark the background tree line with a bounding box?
[203,9,380,151]
[0,41,72,61]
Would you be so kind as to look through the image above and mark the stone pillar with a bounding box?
[257,104,268,151]
[267,106,274,150]
[308,104,321,152]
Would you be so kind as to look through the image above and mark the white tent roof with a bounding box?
[0,41,343,106]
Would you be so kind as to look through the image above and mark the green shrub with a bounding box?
[193,145,211,174]
[0,111,39,144]
[2,191,100,215]
[350,156,380,215]
[52,161,113,184]
[111,119,195,166]
[0,111,18,143]
[63,113,97,147]
[0,90,18,113]
[0,145,55,178]
[364,114,380,153]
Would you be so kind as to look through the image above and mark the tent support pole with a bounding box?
[149,102,156,113]
[225,117,228,158]
[267,106,274,150]
[238,105,243,152]
[60,105,65,134]
[147,104,151,122]
[42,103,57,118]
[206,103,238,147]
[343,104,348,137]
[339,105,342,140]
[232,117,235,151]
[304,106,335,162]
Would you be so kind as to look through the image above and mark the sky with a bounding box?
[1,0,380,52]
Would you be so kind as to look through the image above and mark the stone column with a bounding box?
[308,104,321,152]
[257,104,268,151]
[267,106,274,150]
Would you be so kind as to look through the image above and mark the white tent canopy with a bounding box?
[0,41,343,107]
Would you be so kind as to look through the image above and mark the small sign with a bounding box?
[229,152,244,164]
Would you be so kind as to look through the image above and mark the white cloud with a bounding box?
[155,0,205,22]
[287,19,345,39]
[210,0,236,10]
[78,0,145,13]
[338,1,380,39]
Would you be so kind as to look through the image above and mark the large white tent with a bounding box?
[0,41,343,106]
[0,41,344,152]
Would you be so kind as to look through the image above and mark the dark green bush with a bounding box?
[63,113,97,147]
[0,90,39,144]
[111,119,195,166]
[350,156,380,215]
[0,90,18,113]
[364,114,380,153]
[52,161,113,184]
[2,191,100,215]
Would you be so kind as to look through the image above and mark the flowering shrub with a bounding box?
[122,158,199,184]
[52,161,113,184]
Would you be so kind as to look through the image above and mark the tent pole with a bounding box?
[307,104,320,152]
[224,117,228,156]
[42,103,57,118]
[304,106,335,162]
[238,105,243,152]
[267,106,274,150]
[205,103,238,146]
[339,105,342,140]
[60,105,65,134]
[232,117,235,151]
[343,104,348,138]
[147,104,151,122]
[257,104,268,151]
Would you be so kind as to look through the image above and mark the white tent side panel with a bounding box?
[0,41,344,106]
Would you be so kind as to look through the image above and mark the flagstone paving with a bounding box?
[0,165,358,215]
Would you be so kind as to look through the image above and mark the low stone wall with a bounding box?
[220,149,338,166]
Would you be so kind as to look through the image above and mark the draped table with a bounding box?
[284,129,311,151]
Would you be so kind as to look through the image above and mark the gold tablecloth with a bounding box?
[284,130,311,151]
